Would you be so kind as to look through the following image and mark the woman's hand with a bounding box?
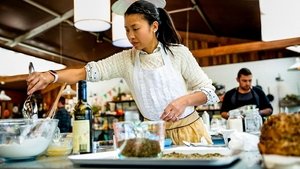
[160,91,209,122]
[160,97,187,122]
[26,71,54,95]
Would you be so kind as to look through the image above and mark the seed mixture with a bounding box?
[162,152,224,159]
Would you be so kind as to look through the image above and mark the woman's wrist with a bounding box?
[48,70,58,83]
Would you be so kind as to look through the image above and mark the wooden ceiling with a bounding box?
[0,0,300,91]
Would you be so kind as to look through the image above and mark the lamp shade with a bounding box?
[259,0,300,41]
[62,85,77,96]
[112,0,166,15]
[286,45,300,53]
[288,57,300,71]
[0,90,11,101]
[112,13,132,48]
[74,0,111,32]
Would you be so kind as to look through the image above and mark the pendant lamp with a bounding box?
[112,13,132,48]
[74,0,111,32]
[259,0,300,41]
[112,0,166,15]
[286,45,300,53]
[0,90,11,101]
[62,85,77,96]
[288,57,300,71]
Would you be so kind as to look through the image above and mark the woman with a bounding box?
[27,0,219,145]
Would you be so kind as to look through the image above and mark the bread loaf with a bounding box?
[258,113,300,156]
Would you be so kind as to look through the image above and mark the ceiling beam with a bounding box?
[25,0,111,43]
[0,74,27,83]
[24,0,60,17]
[168,6,195,14]
[191,37,300,58]
[0,75,63,94]
[177,31,252,44]
[5,9,74,47]
[0,36,86,64]
[190,0,215,35]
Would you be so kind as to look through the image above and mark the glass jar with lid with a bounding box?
[227,109,243,132]
[244,108,262,135]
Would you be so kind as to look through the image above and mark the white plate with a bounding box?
[263,154,300,169]
[68,146,240,167]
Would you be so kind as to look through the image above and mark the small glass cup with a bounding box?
[113,121,165,159]
[46,133,73,156]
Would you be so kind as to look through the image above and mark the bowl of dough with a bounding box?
[0,118,58,160]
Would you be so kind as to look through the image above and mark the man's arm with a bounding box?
[220,90,234,120]
[254,87,273,116]
[221,111,229,119]
[259,108,273,116]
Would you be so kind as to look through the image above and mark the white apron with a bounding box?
[132,45,194,120]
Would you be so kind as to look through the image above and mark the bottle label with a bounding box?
[73,120,90,153]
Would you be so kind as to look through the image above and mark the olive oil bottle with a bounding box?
[72,80,93,154]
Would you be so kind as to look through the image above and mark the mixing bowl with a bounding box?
[0,119,58,160]
[113,121,165,158]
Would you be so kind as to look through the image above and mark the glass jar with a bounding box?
[227,109,243,132]
[244,108,262,134]
[124,105,140,122]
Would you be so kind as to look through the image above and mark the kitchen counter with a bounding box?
[0,151,263,169]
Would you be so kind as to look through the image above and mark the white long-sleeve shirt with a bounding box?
[85,44,219,105]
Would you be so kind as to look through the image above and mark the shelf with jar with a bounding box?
[279,94,300,113]
[92,99,137,131]
[92,113,119,145]
[92,98,137,144]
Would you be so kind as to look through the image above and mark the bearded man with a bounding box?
[220,68,273,120]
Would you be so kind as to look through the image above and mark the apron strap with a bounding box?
[165,111,200,130]
[144,111,200,130]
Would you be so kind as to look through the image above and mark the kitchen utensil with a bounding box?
[255,79,262,90]
[183,140,226,147]
[46,82,67,119]
[23,80,66,140]
[22,62,38,119]
[266,87,274,102]
[41,83,67,146]
[32,83,66,136]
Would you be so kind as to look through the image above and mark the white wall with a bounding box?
[202,57,300,113]
[87,78,130,107]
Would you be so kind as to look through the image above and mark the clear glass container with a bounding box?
[244,108,262,135]
[113,121,165,158]
[227,109,243,132]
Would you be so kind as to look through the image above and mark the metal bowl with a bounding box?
[0,119,58,160]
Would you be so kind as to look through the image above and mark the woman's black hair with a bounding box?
[125,0,181,55]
